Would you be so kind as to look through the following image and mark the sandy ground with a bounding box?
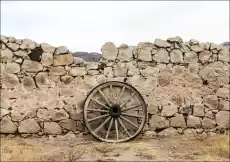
[1,134,229,161]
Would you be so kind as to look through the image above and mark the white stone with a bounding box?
[218,100,230,111]
[0,116,17,133]
[22,60,43,72]
[18,119,40,133]
[202,117,216,129]
[203,95,219,110]
[199,50,212,63]
[113,63,128,77]
[104,67,113,77]
[5,62,20,73]
[14,50,28,57]
[1,72,19,89]
[54,46,69,55]
[153,48,169,63]
[41,43,55,53]
[7,43,19,51]
[170,113,186,128]
[53,54,73,66]
[137,43,152,61]
[41,53,53,66]
[184,51,198,63]
[44,122,62,134]
[193,104,205,117]
[158,127,178,136]
[216,87,229,99]
[187,115,201,128]
[161,102,178,117]
[101,42,117,60]
[170,49,183,63]
[149,115,169,130]
[140,66,159,77]
[1,48,13,62]
[86,62,98,71]
[69,67,85,76]
[218,48,229,62]
[154,38,171,47]
[216,111,229,129]
[118,46,133,61]
[20,39,36,50]
[49,66,66,75]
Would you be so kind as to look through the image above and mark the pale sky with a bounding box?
[1,1,229,53]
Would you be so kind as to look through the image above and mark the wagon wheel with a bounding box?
[83,81,147,143]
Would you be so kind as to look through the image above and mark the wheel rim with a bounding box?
[83,81,147,143]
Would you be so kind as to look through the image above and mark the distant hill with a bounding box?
[73,52,102,62]
[222,42,230,47]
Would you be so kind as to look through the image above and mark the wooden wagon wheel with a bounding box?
[83,81,147,143]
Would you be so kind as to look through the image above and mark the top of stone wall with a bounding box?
[1,35,229,67]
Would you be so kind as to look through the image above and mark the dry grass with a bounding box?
[202,134,229,158]
[135,150,156,160]
[1,137,44,161]
[1,134,229,161]
[94,145,114,154]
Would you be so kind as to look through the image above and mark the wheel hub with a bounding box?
[109,104,121,117]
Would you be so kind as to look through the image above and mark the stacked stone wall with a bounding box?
[0,35,229,137]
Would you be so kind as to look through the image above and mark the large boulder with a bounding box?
[154,38,171,48]
[0,116,17,133]
[44,122,62,134]
[187,115,201,128]
[1,72,19,89]
[22,60,43,72]
[118,46,133,61]
[41,43,55,53]
[20,39,36,50]
[18,119,40,133]
[41,53,53,66]
[202,117,216,129]
[153,49,169,63]
[53,54,73,66]
[101,42,117,60]
[1,48,13,62]
[170,113,186,128]
[5,62,20,74]
[149,115,169,130]
[170,49,183,63]
[55,46,69,55]
[137,43,153,61]
[216,111,230,128]
[158,127,178,136]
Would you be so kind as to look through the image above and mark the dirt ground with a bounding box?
[1,133,229,162]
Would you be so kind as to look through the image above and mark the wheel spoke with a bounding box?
[120,93,135,108]
[88,114,109,122]
[120,115,138,128]
[118,118,131,137]
[117,86,125,104]
[110,84,113,100]
[115,118,119,140]
[90,98,110,110]
[94,116,111,133]
[105,117,114,139]
[121,104,142,112]
[98,89,111,106]
[121,113,142,118]
[87,109,109,113]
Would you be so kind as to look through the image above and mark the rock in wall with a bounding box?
[0,35,229,137]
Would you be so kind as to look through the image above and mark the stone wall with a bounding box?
[0,35,229,138]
